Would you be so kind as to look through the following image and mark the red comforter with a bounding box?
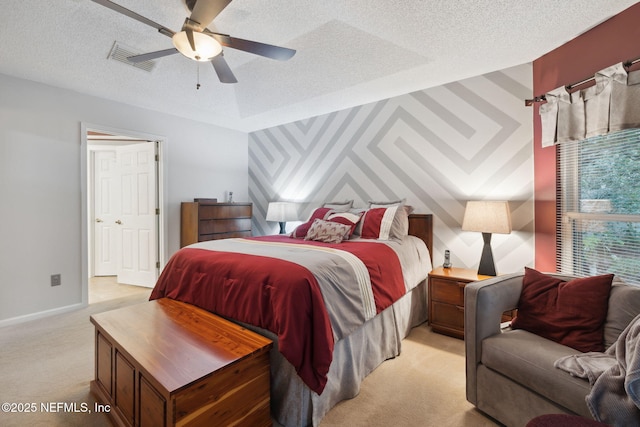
[150,235,405,394]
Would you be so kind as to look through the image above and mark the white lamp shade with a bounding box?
[172,31,222,62]
[462,201,512,234]
[266,202,298,222]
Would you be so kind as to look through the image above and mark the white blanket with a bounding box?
[555,314,640,426]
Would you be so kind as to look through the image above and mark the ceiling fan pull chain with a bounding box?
[196,63,201,90]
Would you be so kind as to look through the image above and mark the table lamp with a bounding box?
[462,201,512,276]
[266,202,298,234]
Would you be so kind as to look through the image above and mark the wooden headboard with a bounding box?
[408,214,433,263]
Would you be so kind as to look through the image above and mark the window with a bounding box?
[558,128,640,284]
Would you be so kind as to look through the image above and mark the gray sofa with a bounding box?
[464,272,640,427]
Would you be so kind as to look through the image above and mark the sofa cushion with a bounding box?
[605,277,640,348]
[511,268,613,352]
[482,329,592,417]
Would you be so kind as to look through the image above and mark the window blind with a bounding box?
[557,128,640,285]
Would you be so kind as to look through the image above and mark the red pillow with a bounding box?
[511,267,613,352]
[290,207,334,238]
[360,206,398,240]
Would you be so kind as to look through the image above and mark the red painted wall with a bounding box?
[533,3,640,271]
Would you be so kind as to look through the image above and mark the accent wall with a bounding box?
[249,63,534,273]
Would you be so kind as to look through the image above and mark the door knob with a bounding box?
[96,218,103,223]
[115,220,122,225]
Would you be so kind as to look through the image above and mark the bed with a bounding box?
[150,206,433,426]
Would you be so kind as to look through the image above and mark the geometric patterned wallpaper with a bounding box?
[249,63,534,274]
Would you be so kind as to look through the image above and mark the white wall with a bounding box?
[0,73,248,324]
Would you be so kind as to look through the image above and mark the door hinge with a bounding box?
[156,261,160,269]
[156,208,160,215]
[155,154,159,161]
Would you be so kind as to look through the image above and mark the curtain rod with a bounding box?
[524,57,640,106]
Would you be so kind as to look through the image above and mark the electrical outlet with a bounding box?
[51,274,61,287]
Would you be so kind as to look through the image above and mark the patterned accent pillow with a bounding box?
[326,211,362,239]
[290,207,334,238]
[360,206,399,240]
[304,219,352,244]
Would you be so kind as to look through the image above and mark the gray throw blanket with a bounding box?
[555,314,640,426]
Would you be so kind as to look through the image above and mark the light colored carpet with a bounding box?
[0,280,497,427]
[319,327,497,427]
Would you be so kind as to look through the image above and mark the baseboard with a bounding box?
[0,302,86,328]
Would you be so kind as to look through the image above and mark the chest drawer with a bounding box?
[430,277,467,305]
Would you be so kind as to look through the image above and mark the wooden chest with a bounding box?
[90,298,273,427]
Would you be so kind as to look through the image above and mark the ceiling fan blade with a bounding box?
[211,54,237,83]
[127,48,179,63]
[188,0,232,31]
[90,0,175,37]
[205,30,296,61]
[186,29,197,52]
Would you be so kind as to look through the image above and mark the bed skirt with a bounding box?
[236,279,428,427]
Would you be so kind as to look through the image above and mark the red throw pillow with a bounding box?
[360,206,398,240]
[290,207,334,238]
[511,267,613,352]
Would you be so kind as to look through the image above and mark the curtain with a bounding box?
[540,62,640,147]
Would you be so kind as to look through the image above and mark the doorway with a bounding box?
[81,124,165,304]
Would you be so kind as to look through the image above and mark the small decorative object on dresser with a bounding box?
[180,200,252,247]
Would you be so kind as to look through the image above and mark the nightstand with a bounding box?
[428,266,491,339]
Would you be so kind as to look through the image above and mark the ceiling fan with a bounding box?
[90,0,296,83]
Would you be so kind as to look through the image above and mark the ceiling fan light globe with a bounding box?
[172,31,222,62]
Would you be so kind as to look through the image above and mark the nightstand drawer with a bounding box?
[430,278,465,305]
[431,301,465,330]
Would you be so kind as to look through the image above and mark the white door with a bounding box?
[94,151,118,276]
[115,141,158,287]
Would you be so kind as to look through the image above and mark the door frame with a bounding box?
[80,122,167,304]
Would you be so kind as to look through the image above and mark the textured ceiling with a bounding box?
[0,0,637,132]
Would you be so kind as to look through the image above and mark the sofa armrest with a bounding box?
[464,273,524,404]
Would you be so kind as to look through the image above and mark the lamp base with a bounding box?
[477,232,497,276]
[279,222,287,234]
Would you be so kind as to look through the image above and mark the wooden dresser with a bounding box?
[90,298,273,427]
[180,200,252,247]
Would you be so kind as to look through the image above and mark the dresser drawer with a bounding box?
[199,205,251,219]
[430,278,466,305]
[199,218,252,234]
